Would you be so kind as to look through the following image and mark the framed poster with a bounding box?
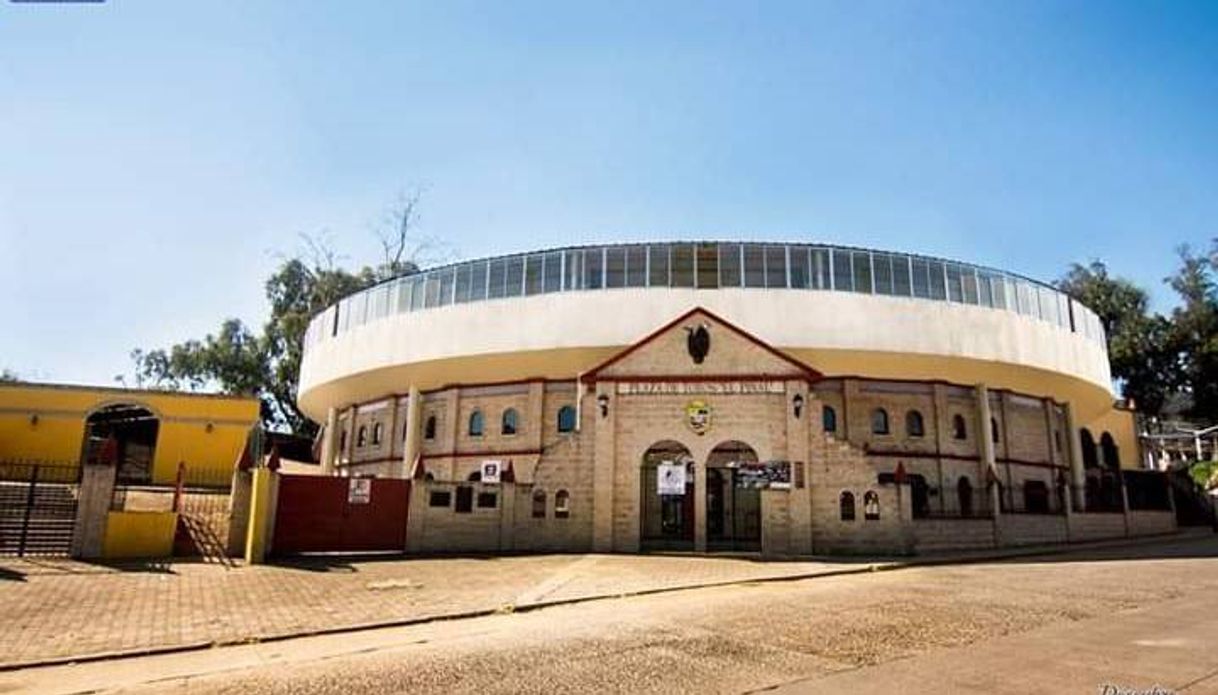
[348,477,372,504]
[657,461,687,495]
[480,460,502,484]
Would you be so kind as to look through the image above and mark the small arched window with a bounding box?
[991,417,1000,444]
[952,414,967,440]
[1100,432,1120,470]
[532,489,546,518]
[822,405,837,433]
[864,491,881,520]
[468,470,482,482]
[871,408,889,435]
[905,410,925,438]
[468,410,484,437]
[423,415,437,440]
[356,425,368,448]
[555,489,570,519]
[371,422,383,446]
[557,405,577,433]
[502,408,518,436]
[839,491,856,521]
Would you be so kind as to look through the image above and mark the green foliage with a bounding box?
[1057,241,1218,422]
[0,369,18,383]
[1190,460,1218,490]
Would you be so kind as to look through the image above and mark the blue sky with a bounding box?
[1,1,1215,385]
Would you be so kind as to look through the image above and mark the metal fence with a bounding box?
[111,462,235,562]
[0,461,80,557]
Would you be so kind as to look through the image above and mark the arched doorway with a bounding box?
[640,441,695,551]
[82,403,160,484]
[705,440,761,551]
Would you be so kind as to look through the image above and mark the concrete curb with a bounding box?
[1,530,1210,673]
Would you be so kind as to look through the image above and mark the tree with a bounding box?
[1166,244,1218,420]
[1057,261,1181,415]
[133,195,432,435]
[0,369,18,383]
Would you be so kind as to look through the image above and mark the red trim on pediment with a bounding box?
[581,306,822,383]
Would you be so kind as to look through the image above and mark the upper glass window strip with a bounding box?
[626,247,647,287]
[696,243,719,288]
[765,245,787,288]
[605,247,626,288]
[671,244,695,287]
[305,243,1106,351]
[648,245,669,287]
[743,245,765,288]
[719,243,742,287]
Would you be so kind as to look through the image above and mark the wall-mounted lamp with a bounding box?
[205,422,215,433]
[29,413,39,427]
[792,394,804,419]
[597,393,610,418]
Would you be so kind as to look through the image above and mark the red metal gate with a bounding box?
[272,475,410,555]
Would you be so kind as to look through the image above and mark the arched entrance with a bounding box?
[82,403,160,484]
[640,441,695,551]
[705,440,761,552]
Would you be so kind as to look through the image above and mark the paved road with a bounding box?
[5,535,1216,694]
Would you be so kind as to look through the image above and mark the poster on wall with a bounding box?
[480,460,502,484]
[347,477,372,504]
[735,461,792,489]
[657,461,687,495]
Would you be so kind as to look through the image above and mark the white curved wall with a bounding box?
[299,288,1113,419]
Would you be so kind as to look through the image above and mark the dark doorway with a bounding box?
[706,441,761,551]
[640,441,695,551]
[82,403,159,484]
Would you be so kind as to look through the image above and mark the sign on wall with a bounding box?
[347,477,372,504]
[480,460,502,484]
[657,461,687,495]
[733,461,792,490]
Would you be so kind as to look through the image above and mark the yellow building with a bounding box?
[0,382,259,485]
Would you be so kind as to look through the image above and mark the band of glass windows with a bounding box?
[304,243,1107,351]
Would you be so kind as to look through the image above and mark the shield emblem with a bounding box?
[685,399,713,436]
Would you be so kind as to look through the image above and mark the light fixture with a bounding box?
[205,422,214,433]
[792,394,804,419]
[29,413,39,427]
[597,393,610,418]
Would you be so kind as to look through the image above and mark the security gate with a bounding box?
[0,463,79,557]
[272,475,410,555]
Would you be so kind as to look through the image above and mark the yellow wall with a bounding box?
[102,511,178,559]
[1085,407,1142,470]
[0,383,259,483]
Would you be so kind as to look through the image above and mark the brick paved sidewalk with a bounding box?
[0,553,885,669]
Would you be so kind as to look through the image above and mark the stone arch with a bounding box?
[1100,432,1120,470]
[639,440,695,550]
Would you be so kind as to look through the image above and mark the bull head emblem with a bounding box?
[685,324,710,364]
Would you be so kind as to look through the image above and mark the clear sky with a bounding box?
[1,1,1215,386]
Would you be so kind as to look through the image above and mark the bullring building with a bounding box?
[298,242,1173,556]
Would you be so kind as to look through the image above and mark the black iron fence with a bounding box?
[0,461,80,557]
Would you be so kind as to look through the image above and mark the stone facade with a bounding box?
[320,307,1171,556]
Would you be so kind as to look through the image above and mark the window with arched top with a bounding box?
[555,489,570,519]
[991,417,1000,443]
[468,470,482,482]
[871,408,890,435]
[952,414,967,440]
[864,491,881,520]
[1081,428,1098,469]
[468,410,484,437]
[557,405,576,433]
[372,422,383,446]
[839,491,856,521]
[356,425,368,448]
[424,415,437,440]
[823,405,838,433]
[906,410,925,438]
[532,489,546,518]
[1100,432,1120,470]
[502,408,518,435]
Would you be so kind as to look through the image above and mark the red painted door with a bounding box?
[272,475,409,555]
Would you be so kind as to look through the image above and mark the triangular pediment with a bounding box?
[584,307,821,382]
